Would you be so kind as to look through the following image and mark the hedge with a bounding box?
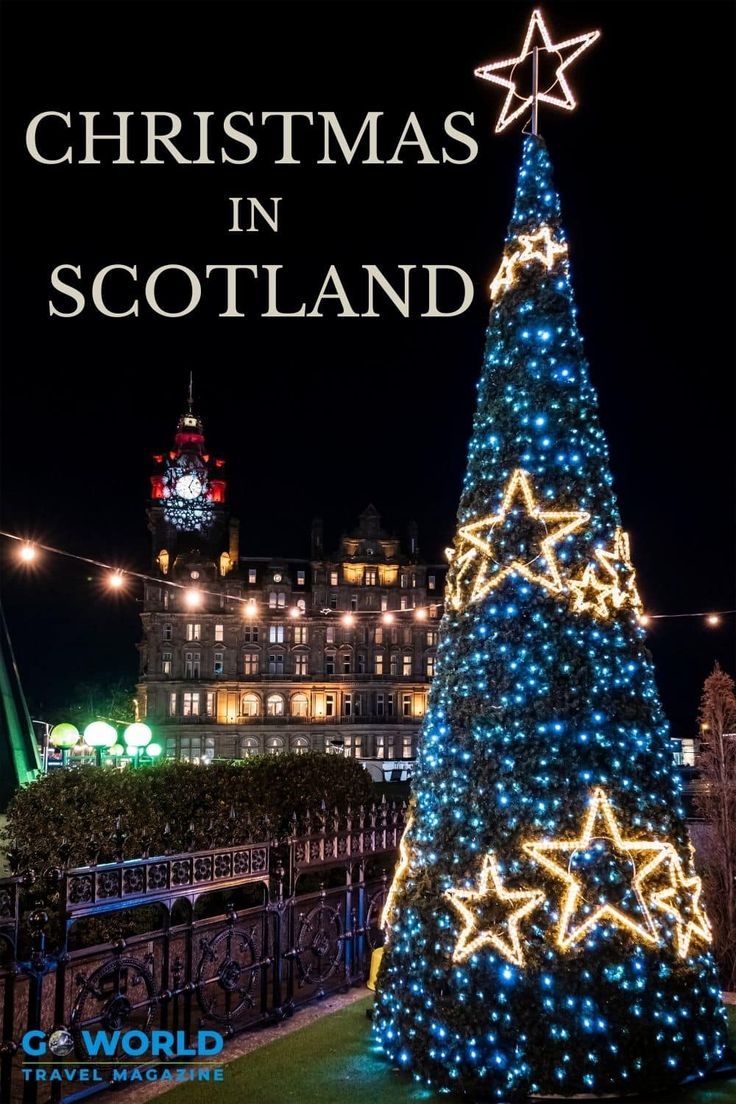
[2,753,375,872]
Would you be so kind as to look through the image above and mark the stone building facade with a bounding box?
[137,402,446,762]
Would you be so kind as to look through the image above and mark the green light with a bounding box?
[109,743,125,757]
[147,742,163,758]
[123,722,153,748]
[49,723,80,750]
[83,721,117,748]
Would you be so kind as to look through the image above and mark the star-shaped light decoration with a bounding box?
[445,853,545,966]
[475,9,601,134]
[651,851,712,959]
[594,528,643,613]
[490,225,568,301]
[446,468,589,611]
[381,813,415,936]
[524,788,674,951]
[568,562,615,619]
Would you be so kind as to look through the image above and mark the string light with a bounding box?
[288,606,301,619]
[342,613,355,626]
[445,853,544,966]
[107,570,125,590]
[19,542,37,563]
[183,587,202,608]
[706,614,721,627]
[474,8,600,133]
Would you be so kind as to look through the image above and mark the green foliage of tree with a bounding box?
[695,664,736,990]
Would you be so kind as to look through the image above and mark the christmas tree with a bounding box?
[373,19,727,1096]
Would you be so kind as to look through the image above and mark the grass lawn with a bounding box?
[162,997,736,1104]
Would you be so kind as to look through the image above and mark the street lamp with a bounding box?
[49,723,80,768]
[83,721,117,767]
[123,722,153,768]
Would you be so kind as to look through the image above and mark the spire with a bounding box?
[188,370,194,414]
[0,603,41,812]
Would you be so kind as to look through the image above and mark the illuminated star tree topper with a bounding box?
[475,8,600,135]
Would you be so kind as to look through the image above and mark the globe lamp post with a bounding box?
[48,723,80,768]
[123,722,153,768]
[83,721,118,767]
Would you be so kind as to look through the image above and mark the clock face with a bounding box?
[175,474,203,500]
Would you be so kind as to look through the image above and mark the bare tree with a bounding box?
[695,663,736,989]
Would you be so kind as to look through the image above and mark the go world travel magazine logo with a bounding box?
[21,1028,225,1085]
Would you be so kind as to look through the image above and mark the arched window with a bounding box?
[239,736,260,758]
[292,737,310,755]
[266,735,285,755]
[296,598,306,613]
[291,693,309,717]
[242,693,260,717]
[266,693,285,717]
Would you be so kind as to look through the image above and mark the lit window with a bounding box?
[376,734,385,759]
[162,651,172,675]
[403,655,412,677]
[400,596,409,610]
[294,626,308,644]
[242,693,259,717]
[380,595,388,611]
[266,736,285,755]
[163,623,173,641]
[428,574,436,591]
[344,735,363,758]
[426,655,435,677]
[277,592,286,608]
[291,693,309,717]
[402,693,412,716]
[330,570,339,586]
[403,627,412,645]
[292,736,309,755]
[163,591,169,610]
[402,733,413,758]
[326,626,336,644]
[295,654,309,676]
[269,625,285,643]
[354,694,362,716]
[214,623,224,642]
[411,573,417,588]
[297,598,306,613]
[429,604,439,618]
[269,592,277,609]
[213,651,224,675]
[426,630,438,646]
[169,692,177,716]
[266,694,285,717]
[205,691,216,716]
[183,692,200,717]
[297,570,306,586]
[184,651,201,679]
[375,654,384,676]
[186,623,201,642]
[365,569,377,586]
[243,653,259,676]
[325,693,335,717]
[240,736,259,757]
[268,654,285,675]
[248,568,257,585]
[390,653,399,677]
[375,626,383,644]
[400,573,408,589]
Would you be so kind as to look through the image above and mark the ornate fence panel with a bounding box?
[0,800,404,1103]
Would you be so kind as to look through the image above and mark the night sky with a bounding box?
[0,1,734,737]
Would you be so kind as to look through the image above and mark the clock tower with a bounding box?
[147,380,239,576]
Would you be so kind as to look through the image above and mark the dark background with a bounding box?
[0,0,734,737]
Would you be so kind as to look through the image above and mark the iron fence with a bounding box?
[0,800,404,1104]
